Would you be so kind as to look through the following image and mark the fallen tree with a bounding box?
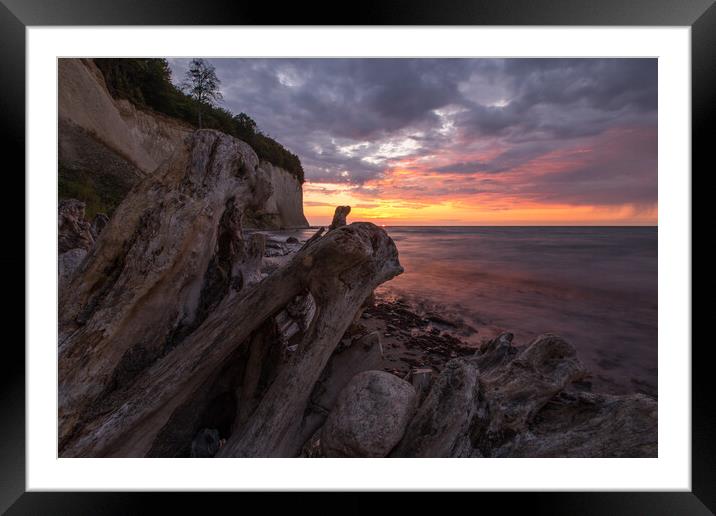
[58,129,656,459]
[58,130,403,457]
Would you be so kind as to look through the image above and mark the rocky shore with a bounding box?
[57,129,657,459]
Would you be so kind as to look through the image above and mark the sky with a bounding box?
[169,58,657,226]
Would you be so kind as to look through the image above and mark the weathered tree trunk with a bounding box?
[58,130,273,449]
[328,205,351,231]
[60,190,402,456]
[58,127,406,458]
[386,332,655,458]
[217,224,402,457]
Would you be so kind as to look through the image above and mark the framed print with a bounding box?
[3,0,711,513]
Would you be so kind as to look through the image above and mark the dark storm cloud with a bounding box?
[168,58,657,206]
[455,59,657,141]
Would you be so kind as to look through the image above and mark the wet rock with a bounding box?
[286,236,299,244]
[321,371,416,457]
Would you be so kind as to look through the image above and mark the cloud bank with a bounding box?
[169,58,657,225]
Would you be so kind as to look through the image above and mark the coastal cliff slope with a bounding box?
[58,58,308,228]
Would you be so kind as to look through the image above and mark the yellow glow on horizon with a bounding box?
[303,178,657,227]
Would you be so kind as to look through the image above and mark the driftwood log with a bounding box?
[328,205,351,231]
[58,130,403,457]
[58,128,656,459]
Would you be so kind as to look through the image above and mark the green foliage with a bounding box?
[93,58,305,183]
[58,164,133,219]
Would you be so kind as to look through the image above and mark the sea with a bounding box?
[278,225,658,397]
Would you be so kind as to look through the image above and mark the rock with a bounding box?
[190,428,222,458]
[298,331,387,447]
[471,333,585,446]
[494,391,657,457]
[392,360,478,457]
[264,239,289,257]
[328,205,351,231]
[321,371,416,457]
[286,236,299,244]
[90,213,109,239]
[58,248,87,292]
[58,199,94,253]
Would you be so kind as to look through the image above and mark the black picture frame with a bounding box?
[2,0,710,513]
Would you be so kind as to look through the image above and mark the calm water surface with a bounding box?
[276,226,658,396]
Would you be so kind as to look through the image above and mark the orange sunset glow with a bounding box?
[170,58,658,226]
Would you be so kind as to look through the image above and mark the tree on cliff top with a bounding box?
[182,59,223,128]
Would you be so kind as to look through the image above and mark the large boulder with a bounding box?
[320,371,416,457]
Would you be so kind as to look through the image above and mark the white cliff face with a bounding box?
[58,59,192,175]
[257,161,310,228]
[58,58,309,228]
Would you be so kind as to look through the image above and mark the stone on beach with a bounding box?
[321,371,417,457]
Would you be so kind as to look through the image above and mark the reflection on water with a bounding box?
[381,226,657,397]
[270,225,658,397]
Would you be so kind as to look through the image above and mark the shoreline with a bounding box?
[259,229,657,401]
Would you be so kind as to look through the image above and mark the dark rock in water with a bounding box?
[58,199,94,253]
[321,371,416,457]
[190,428,222,458]
[264,238,290,257]
[286,236,299,244]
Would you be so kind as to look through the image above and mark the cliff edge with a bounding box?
[58,58,308,228]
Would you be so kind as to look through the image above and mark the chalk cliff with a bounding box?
[58,58,308,228]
